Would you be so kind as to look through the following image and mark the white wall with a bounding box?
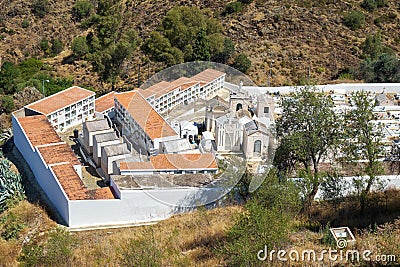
[68,186,227,228]
[12,116,70,225]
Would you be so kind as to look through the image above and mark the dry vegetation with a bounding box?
[0,195,399,266]
[1,0,400,89]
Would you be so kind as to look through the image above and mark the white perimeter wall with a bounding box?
[12,116,70,225]
[68,186,225,228]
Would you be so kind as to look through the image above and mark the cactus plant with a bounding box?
[0,152,25,212]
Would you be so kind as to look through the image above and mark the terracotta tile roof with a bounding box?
[51,164,89,200]
[120,153,218,171]
[139,69,224,100]
[95,92,116,113]
[192,69,225,83]
[37,143,81,165]
[26,86,95,115]
[87,187,115,199]
[17,115,61,146]
[115,91,177,140]
[51,164,116,200]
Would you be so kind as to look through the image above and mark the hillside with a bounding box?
[0,0,399,90]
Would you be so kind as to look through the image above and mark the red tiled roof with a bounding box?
[87,187,115,199]
[52,164,116,200]
[115,91,177,140]
[139,69,224,100]
[120,153,218,171]
[37,143,81,165]
[17,114,115,201]
[17,115,61,146]
[51,164,89,200]
[95,92,116,113]
[26,86,95,115]
[192,69,225,83]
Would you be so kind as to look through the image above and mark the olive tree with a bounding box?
[275,86,342,215]
[342,90,385,212]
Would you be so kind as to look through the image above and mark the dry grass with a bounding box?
[1,196,400,266]
[70,206,243,267]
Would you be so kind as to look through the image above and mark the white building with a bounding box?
[93,132,121,166]
[24,86,95,131]
[119,153,218,176]
[114,91,179,155]
[12,113,226,228]
[82,118,113,154]
[140,69,226,114]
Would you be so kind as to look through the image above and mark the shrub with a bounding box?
[19,228,77,267]
[21,19,29,28]
[0,212,25,240]
[72,36,89,59]
[50,38,63,55]
[376,0,388,7]
[224,1,243,15]
[40,38,50,55]
[73,0,94,20]
[32,0,49,18]
[239,0,253,3]
[233,53,251,73]
[344,10,365,30]
[0,95,14,113]
[361,0,377,12]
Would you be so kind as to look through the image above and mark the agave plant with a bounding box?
[0,128,13,144]
[0,152,25,212]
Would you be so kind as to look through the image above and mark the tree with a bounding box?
[358,53,400,82]
[362,32,382,59]
[361,0,377,12]
[32,0,50,18]
[233,53,251,73]
[343,91,384,212]
[72,36,89,59]
[84,0,139,88]
[40,38,50,55]
[73,0,94,21]
[0,96,14,113]
[192,28,211,61]
[344,10,365,30]
[0,62,21,94]
[51,38,63,55]
[275,86,342,214]
[161,6,221,51]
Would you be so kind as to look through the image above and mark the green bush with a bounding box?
[0,212,25,240]
[51,38,63,55]
[72,36,89,59]
[361,0,377,12]
[344,10,365,30]
[73,0,94,20]
[21,19,29,28]
[376,0,388,7]
[0,95,14,113]
[40,38,50,55]
[32,0,49,18]
[19,228,76,267]
[233,53,251,73]
[224,1,243,15]
[220,172,301,266]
